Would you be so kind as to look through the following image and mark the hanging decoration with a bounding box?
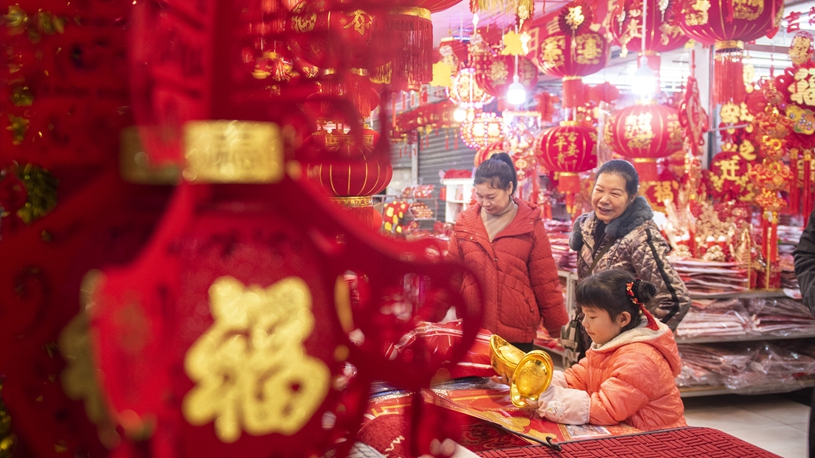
[675,0,785,104]
[448,67,495,109]
[470,0,535,27]
[535,121,597,214]
[677,76,710,156]
[610,0,687,60]
[370,0,463,91]
[603,102,683,181]
[534,2,609,110]
[705,145,756,202]
[474,54,539,99]
[460,112,504,148]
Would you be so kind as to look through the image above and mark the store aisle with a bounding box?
[683,394,810,458]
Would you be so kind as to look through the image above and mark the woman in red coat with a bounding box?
[447,153,568,351]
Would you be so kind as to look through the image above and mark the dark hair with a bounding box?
[595,159,639,197]
[474,152,517,194]
[576,270,657,333]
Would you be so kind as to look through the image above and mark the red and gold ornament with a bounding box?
[603,102,683,181]
[536,121,597,214]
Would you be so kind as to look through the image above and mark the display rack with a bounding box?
[677,290,815,398]
[441,177,474,224]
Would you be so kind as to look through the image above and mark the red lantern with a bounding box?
[610,0,688,59]
[603,103,683,181]
[474,141,504,166]
[536,121,597,213]
[535,3,609,109]
[303,128,393,197]
[474,54,539,99]
[287,1,375,70]
[675,0,784,104]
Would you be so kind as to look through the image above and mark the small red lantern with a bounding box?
[603,103,683,181]
[536,121,597,213]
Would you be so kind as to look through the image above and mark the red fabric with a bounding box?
[564,322,686,431]
[477,427,780,457]
[385,321,494,378]
[447,199,567,342]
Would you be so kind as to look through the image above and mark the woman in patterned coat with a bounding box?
[569,160,690,331]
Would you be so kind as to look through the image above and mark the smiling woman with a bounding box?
[567,159,691,360]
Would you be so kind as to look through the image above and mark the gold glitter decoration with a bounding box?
[16,162,58,224]
[6,114,29,145]
[0,379,14,458]
[183,120,284,184]
[182,276,330,443]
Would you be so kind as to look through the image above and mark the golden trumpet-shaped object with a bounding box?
[489,335,554,408]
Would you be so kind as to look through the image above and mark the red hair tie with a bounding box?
[626,279,659,330]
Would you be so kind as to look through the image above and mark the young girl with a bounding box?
[531,269,686,431]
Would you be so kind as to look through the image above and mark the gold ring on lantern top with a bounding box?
[182,120,285,184]
[388,6,431,19]
[489,335,554,408]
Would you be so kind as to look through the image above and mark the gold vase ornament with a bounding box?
[489,335,554,408]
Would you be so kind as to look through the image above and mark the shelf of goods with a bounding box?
[441,178,474,224]
[676,290,815,398]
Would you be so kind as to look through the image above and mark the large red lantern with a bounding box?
[536,3,609,109]
[303,128,393,198]
[603,103,683,181]
[610,0,688,59]
[474,141,504,166]
[287,1,375,71]
[474,54,539,99]
[536,121,597,213]
[675,0,784,104]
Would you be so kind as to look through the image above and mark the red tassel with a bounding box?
[805,152,813,221]
[769,214,778,263]
[790,148,800,216]
[713,42,745,105]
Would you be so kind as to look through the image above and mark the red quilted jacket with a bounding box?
[447,198,567,343]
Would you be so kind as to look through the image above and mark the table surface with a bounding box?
[476,426,782,458]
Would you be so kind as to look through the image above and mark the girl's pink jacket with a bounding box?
[564,319,687,431]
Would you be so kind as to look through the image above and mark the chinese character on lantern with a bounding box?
[789,68,815,106]
[575,34,602,64]
[785,11,802,33]
[624,112,655,149]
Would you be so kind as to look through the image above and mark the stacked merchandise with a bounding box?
[675,296,815,392]
[544,219,575,272]
[778,225,803,291]
[676,342,815,393]
[671,259,749,296]
[746,297,815,336]
[675,298,755,339]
